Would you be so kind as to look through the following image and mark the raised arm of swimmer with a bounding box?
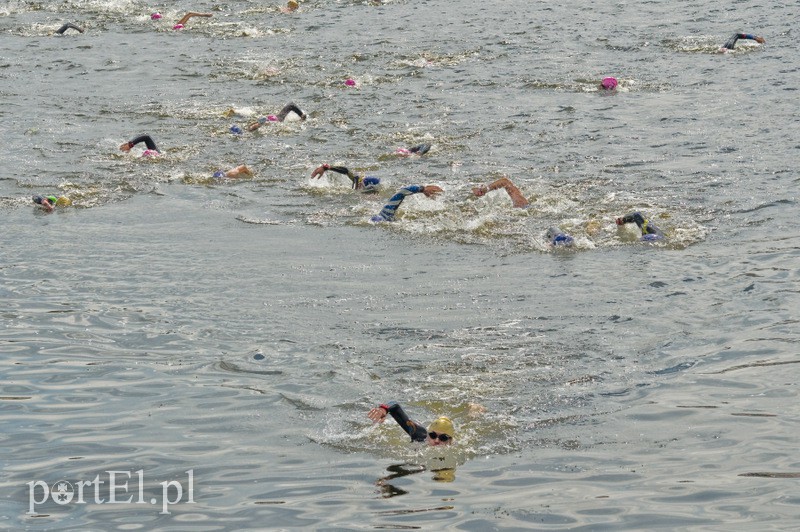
[246,103,307,131]
[173,12,212,29]
[371,185,443,222]
[311,164,359,187]
[120,134,159,155]
[55,23,84,35]
[368,402,455,446]
[721,33,765,50]
[472,177,529,208]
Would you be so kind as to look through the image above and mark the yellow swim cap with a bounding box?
[427,416,455,438]
[55,196,72,206]
[287,0,299,9]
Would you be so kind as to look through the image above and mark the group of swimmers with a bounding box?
[38,9,768,474]
[34,101,663,244]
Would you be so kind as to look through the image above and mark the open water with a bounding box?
[1,0,799,530]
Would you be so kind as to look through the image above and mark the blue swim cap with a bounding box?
[370,214,387,223]
[641,233,663,242]
[361,176,381,192]
[230,125,243,135]
[213,170,225,179]
[32,195,44,204]
[552,234,574,246]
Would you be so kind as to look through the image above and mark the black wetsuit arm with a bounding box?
[276,103,306,122]
[327,166,359,186]
[56,23,84,35]
[722,33,757,50]
[381,402,428,442]
[127,135,158,151]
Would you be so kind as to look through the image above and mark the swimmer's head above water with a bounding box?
[545,227,574,247]
[427,417,455,446]
[600,77,618,90]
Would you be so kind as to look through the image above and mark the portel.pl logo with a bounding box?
[27,470,194,515]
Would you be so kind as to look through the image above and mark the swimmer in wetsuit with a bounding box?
[119,135,160,157]
[311,164,383,192]
[368,402,455,446]
[245,102,307,131]
[720,33,765,51]
[472,177,529,208]
[371,185,443,222]
[33,195,71,212]
[616,211,664,241]
[394,144,432,157]
[55,23,84,35]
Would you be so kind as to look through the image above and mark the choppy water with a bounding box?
[2,0,799,529]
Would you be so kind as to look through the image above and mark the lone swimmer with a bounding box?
[32,195,70,212]
[120,134,160,157]
[311,164,382,191]
[616,211,664,241]
[720,33,765,51]
[368,402,455,446]
[472,177,529,208]
[371,185,443,222]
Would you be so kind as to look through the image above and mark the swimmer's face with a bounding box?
[426,431,453,446]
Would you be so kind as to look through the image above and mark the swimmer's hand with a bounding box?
[119,142,132,152]
[422,185,443,198]
[472,185,488,197]
[246,121,261,132]
[368,406,388,423]
[311,164,329,179]
[755,36,766,44]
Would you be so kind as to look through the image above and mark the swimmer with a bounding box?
[213,165,253,179]
[119,134,160,157]
[55,23,84,35]
[32,195,70,212]
[311,164,382,192]
[472,177,529,208]
[615,211,664,241]
[600,76,618,90]
[371,185,443,222]
[720,33,765,51]
[394,144,432,157]
[245,102,307,132]
[172,12,212,30]
[280,0,300,13]
[368,402,455,446]
[545,227,574,247]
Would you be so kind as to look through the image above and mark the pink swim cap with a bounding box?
[150,13,162,20]
[142,149,160,158]
[601,77,618,90]
[173,23,184,30]
[267,115,279,122]
[344,78,356,86]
